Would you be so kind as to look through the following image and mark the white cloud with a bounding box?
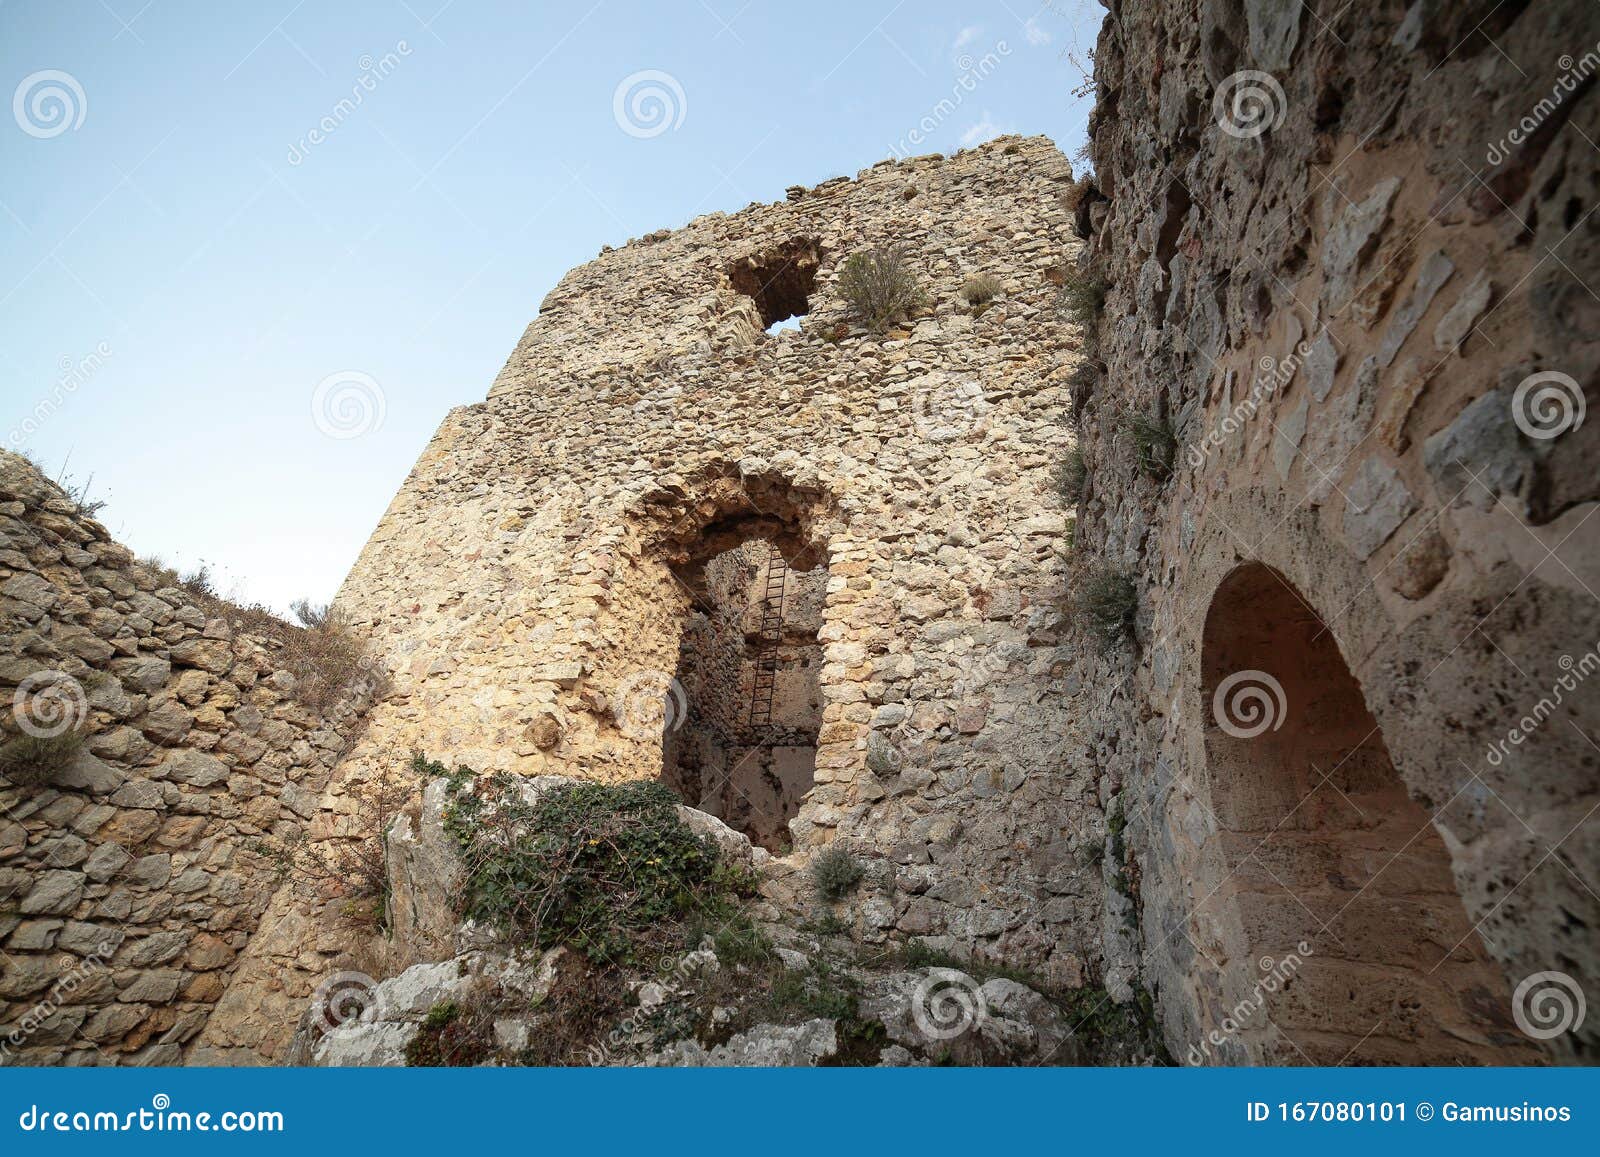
[1024,18,1052,46]
[952,25,981,51]
[960,112,1006,147]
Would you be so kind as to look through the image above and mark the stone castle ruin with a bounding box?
[2,0,1596,1067]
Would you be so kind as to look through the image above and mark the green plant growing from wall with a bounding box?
[435,764,757,966]
[838,244,928,332]
[811,845,865,901]
[1074,565,1139,649]
[0,729,84,787]
[1055,445,1088,504]
[1124,410,1177,479]
[1056,265,1106,330]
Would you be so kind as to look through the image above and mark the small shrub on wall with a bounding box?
[838,244,927,332]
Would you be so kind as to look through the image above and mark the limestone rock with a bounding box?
[1342,458,1417,560]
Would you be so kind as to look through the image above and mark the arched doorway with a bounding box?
[1199,563,1533,1064]
[661,537,824,853]
[643,472,835,855]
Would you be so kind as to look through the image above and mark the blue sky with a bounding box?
[1,0,1102,614]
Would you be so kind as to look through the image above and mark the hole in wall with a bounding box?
[660,538,824,853]
[727,237,822,332]
[1200,562,1530,1064]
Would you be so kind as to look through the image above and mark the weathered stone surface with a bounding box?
[1422,388,1531,510]
[1076,0,1596,1068]
[1322,178,1400,312]
[1390,526,1452,600]
[53,750,125,795]
[648,1018,838,1067]
[20,870,85,916]
[83,841,132,883]
[1377,250,1454,367]
[160,749,229,787]
[1343,458,1417,561]
[1434,271,1492,354]
[168,638,233,673]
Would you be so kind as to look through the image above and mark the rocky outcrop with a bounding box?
[298,773,1097,1068]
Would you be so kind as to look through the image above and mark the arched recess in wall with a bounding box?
[1199,562,1534,1065]
[644,470,836,854]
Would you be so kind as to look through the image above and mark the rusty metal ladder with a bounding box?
[747,544,788,731]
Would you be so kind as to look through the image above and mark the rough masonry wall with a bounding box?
[0,452,374,1065]
[1079,0,1599,1060]
[264,136,1105,996]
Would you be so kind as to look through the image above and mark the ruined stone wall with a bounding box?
[1079,0,1599,1062]
[266,136,1102,992]
[0,452,375,1064]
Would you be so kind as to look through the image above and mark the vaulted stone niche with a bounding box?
[1200,563,1529,1065]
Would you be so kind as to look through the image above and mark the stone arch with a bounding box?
[631,467,839,851]
[1197,561,1532,1064]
